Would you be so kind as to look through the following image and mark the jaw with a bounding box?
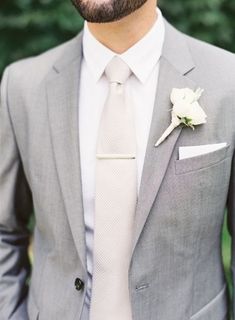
[80,0,112,5]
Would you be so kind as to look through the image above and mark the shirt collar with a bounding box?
[82,7,165,84]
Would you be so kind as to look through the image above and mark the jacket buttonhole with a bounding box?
[135,283,149,291]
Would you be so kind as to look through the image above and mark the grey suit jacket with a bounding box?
[0,18,235,320]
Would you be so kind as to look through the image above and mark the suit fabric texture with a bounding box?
[0,18,235,320]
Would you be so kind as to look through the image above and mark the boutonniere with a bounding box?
[155,87,207,147]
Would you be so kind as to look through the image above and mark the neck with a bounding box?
[87,0,158,54]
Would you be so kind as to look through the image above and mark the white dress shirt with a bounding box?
[79,7,165,307]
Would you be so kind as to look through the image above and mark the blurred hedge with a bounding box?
[0,0,235,75]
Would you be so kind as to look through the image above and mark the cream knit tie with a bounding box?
[89,56,137,320]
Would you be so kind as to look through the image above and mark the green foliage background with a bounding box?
[0,0,235,75]
[0,0,234,306]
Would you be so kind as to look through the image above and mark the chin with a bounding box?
[82,0,112,5]
[72,0,148,24]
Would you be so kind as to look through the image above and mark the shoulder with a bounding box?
[3,31,83,87]
[185,32,235,75]
[182,32,235,105]
[163,20,235,85]
[164,20,235,94]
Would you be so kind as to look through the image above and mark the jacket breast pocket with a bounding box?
[174,144,231,175]
[190,284,229,320]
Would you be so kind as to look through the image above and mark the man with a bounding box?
[0,0,234,319]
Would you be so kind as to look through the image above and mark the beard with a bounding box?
[71,0,149,23]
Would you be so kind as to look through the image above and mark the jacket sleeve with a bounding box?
[0,67,33,320]
[227,148,235,319]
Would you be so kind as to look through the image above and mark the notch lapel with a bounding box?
[46,33,87,271]
[44,21,198,272]
[130,21,197,258]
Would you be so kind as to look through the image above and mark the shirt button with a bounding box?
[75,278,84,291]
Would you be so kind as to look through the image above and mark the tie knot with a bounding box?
[105,56,131,84]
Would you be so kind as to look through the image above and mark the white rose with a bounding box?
[170,88,196,104]
[155,87,207,147]
[173,100,207,125]
[171,88,207,125]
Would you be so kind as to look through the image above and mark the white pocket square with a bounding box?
[179,142,227,160]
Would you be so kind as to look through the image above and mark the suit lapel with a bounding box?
[130,21,197,258]
[45,21,198,269]
[46,33,87,271]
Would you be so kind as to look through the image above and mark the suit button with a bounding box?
[75,278,84,291]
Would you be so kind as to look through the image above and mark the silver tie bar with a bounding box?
[96,153,136,160]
